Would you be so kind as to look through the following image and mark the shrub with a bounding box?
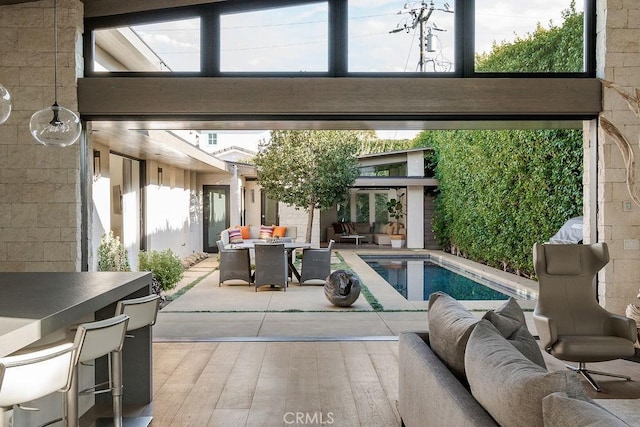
[97,231,131,272]
[138,249,184,291]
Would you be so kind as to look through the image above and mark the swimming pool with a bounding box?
[360,255,531,301]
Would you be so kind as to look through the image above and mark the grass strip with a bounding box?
[164,269,215,303]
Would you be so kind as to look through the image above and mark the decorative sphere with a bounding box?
[30,104,82,147]
[324,270,361,307]
[0,84,11,125]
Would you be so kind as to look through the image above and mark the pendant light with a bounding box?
[0,84,11,124]
[29,0,81,147]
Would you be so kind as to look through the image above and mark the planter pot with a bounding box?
[390,235,405,248]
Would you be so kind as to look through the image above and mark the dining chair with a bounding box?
[254,243,288,291]
[300,240,334,285]
[217,240,252,286]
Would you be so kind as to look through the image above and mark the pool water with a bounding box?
[361,256,513,301]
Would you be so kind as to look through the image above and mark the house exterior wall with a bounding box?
[0,0,83,272]
[595,0,640,313]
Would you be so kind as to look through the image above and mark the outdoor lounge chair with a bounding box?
[254,243,288,292]
[533,242,637,392]
[217,240,252,286]
[300,240,334,285]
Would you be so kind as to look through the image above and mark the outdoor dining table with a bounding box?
[229,241,312,282]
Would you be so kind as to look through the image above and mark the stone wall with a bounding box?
[0,0,84,271]
[597,0,640,313]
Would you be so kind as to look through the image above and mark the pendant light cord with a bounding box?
[53,0,58,104]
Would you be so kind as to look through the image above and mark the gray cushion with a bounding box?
[543,392,628,427]
[494,296,527,326]
[483,300,547,369]
[466,320,588,427]
[427,292,479,382]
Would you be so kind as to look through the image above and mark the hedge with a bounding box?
[418,129,583,277]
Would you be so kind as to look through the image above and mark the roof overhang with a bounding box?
[354,177,439,188]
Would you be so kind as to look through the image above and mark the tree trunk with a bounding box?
[305,203,315,243]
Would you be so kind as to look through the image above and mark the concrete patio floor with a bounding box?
[153,249,539,342]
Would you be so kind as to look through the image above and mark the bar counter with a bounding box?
[0,272,153,407]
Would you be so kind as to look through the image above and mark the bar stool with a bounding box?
[67,314,130,427]
[93,295,160,427]
[0,342,76,427]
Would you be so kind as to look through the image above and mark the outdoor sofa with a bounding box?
[399,292,638,427]
[220,225,297,248]
[327,221,404,245]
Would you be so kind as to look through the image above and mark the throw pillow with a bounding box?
[259,225,274,239]
[427,292,480,383]
[236,225,251,239]
[483,297,546,368]
[494,297,527,326]
[542,392,628,427]
[332,222,345,234]
[344,222,356,234]
[272,225,287,238]
[465,320,588,427]
[483,311,547,369]
[227,228,243,244]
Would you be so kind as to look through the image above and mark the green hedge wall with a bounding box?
[418,129,583,277]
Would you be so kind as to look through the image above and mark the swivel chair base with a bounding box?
[93,416,153,427]
[566,362,631,392]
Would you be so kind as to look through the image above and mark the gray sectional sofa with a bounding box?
[398,293,636,427]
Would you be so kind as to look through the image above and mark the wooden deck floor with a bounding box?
[82,341,640,427]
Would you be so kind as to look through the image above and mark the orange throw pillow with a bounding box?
[236,225,251,239]
[272,225,287,238]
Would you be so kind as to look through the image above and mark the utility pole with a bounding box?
[390,1,453,72]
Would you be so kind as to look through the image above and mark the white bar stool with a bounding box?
[0,342,76,427]
[93,295,160,427]
[67,314,130,427]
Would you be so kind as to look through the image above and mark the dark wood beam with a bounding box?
[78,77,602,123]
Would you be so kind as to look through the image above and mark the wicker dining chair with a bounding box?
[300,240,334,285]
[254,243,288,292]
[217,240,252,286]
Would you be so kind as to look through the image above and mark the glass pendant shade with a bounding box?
[30,0,82,147]
[30,102,81,147]
[0,84,11,124]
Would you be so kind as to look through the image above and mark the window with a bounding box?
[375,194,389,223]
[220,3,329,72]
[337,201,350,223]
[207,133,218,146]
[93,18,201,72]
[85,0,594,76]
[355,193,370,223]
[359,163,407,177]
[348,0,455,73]
[474,1,585,73]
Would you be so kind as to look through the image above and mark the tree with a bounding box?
[254,130,369,242]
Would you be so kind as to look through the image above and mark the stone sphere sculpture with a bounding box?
[324,270,361,307]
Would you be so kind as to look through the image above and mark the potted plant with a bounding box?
[386,193,406,248]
